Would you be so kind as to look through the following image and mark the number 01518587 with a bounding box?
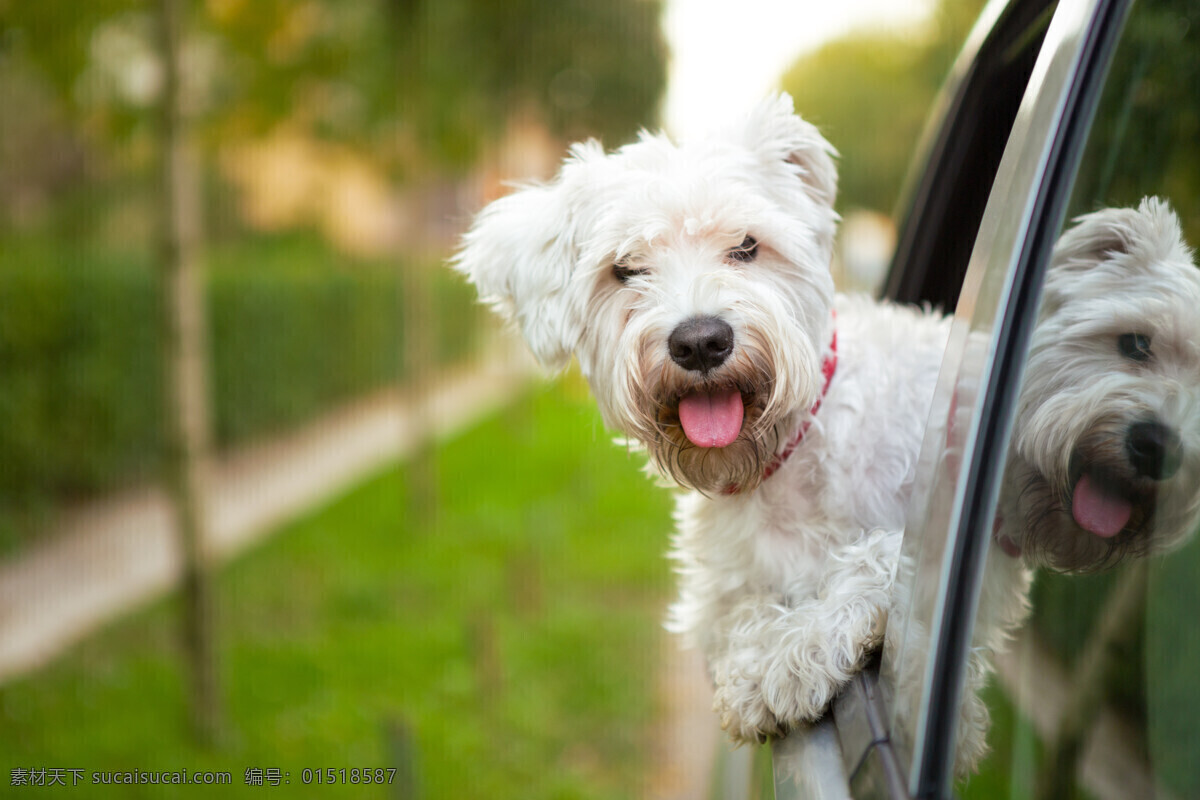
[300,768,396,785]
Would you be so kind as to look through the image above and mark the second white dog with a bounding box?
[455,95,951,741]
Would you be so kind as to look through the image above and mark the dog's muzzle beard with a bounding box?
[620,335,810,496]
[1005,418,1194,572]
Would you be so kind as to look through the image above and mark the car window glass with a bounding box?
[876,1,1106,792]
[961,2,1200,797]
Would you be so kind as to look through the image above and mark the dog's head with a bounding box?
[454,94,839,493]
[1000,197,1200,570]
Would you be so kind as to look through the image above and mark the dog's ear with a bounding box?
[736,93,839,210]
[1050,197,1189,278]
[453,169,587,371]
[1044,197,1192,314]
[1051,207,1139,273]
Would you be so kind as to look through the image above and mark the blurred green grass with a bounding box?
[0,379,674,798]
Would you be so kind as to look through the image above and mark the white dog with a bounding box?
[454,94,951,742]
[455,85,1200,769]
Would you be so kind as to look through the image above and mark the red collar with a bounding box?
[723,323,838,495]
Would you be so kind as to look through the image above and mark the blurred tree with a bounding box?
[780,0,986,216]
[385,0,668,173]
[1,0,667,205]
[1069,0,1200,236]
[155,0,222,745]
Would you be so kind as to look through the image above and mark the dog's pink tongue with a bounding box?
[678,389,744,448]
[1071,474,1132,538]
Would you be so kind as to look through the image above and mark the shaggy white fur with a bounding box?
[455,94,951,742]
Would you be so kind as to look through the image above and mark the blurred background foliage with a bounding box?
[0,0,668,192]
[0,0,666,546]
[0,380,675,799]
[1068,0,1200,233]
[780,0,986,217]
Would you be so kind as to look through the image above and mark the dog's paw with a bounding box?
[756,612,882,730]
[710,654,845,742]
[710,654,791,742]
[712,674,786,743]
[758,656,845,728]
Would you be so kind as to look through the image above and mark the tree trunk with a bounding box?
[156,0,222,746]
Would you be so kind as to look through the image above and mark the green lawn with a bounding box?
[0,378,675,798]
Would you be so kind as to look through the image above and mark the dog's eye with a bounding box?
[728,235,758,263]
[1118,333,1152,362]
[612,261,648,284]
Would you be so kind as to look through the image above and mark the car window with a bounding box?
[961,1,1200,798]
[875,0,1132,796]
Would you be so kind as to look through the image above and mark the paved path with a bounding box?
[0,348,535,684]
[647,642,720,800]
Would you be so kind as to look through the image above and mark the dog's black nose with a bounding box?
[1126,420,1183,480]
[668,316,734,373]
